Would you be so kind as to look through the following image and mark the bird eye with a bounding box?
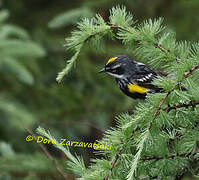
[111,66,124,74]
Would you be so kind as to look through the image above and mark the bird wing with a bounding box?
[131,64,157,83]
[127,63,160,93]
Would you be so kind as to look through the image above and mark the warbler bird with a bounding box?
[99,55,165,99]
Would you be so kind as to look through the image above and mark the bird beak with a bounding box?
[98,67,106,73]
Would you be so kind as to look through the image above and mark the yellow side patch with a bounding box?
[106,57,118,65]
[128,84,148,94]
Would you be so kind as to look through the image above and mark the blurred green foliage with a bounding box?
[0,0,199,179]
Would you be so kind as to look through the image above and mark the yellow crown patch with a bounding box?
[106,57,118,65]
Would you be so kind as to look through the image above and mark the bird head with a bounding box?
[99,55,133,79]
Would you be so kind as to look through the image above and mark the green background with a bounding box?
[0,0,199,179]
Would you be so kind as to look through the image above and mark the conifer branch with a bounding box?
[57,17,175,82]
[150,63,199,128]
[104,147,123,180]
[184,64,199,78]
[148,90,172,130]
[154,91,171,116]
[54,6,199,179]
[154,43,169,53]
[110,24,171,56]
[110,24,132,33]
[110,23,182,65]
[163,100,199,112]
[111,147,123,171]
[67,30,107,51]
[141,151,198,161]
[107,21,199,180]
[26,128,68,180]
[154,44,181,62]
[127,62,198,178]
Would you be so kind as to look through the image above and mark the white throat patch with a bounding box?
[107,72,124,79]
